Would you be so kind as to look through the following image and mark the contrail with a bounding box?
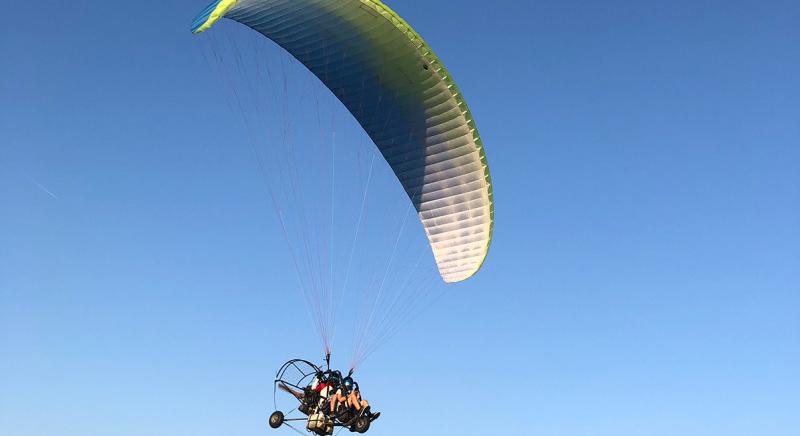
[26,175,58,199]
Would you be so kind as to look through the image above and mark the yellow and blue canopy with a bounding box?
[192,0,494,283]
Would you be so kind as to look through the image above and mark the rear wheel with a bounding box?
[269,411,284,429]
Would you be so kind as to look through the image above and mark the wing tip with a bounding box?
[190,0,238,34]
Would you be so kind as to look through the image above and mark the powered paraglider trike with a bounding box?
[269,358,376,435]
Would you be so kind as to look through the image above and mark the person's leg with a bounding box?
[329,393,339,414]
[349,393,361,411]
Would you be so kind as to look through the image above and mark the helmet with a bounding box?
[343,377,354,389]
[326,371,341,387]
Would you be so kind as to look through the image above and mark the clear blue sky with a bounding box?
[2,1,799,435]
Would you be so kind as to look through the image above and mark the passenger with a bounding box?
[348,382,379,420]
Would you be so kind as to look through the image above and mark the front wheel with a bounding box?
[353,416,370,433]
[269,411,284,429]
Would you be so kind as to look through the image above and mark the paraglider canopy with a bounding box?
[191,0,494,283]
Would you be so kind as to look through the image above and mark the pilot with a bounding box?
[329,376,352,415]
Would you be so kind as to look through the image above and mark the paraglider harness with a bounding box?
[268,355,378,435]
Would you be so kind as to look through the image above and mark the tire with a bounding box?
[353,416,370,433]
[269,411,284,429]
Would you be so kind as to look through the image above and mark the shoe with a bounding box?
[370,412,380,421]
